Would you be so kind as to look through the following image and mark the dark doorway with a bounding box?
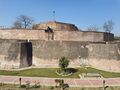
[20,42,32,68]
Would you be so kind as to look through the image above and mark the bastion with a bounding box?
[0,21,119,72]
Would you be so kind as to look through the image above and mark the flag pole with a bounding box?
[53,11,56,21]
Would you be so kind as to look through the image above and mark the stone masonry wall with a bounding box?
[0,39,34,69]
[88,43,120,72]
[54,31,104,42]
[0,30,46,40]
[88,43,120,60]
[0,30,114,42]
[32,40,120,72]
[0,39,20,69]
[32,40,89,67]
[0,39,119,72]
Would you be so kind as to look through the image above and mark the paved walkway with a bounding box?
[0,76,120,87]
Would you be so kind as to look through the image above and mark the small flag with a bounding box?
[53,11,55,14]
[53,11,56,21]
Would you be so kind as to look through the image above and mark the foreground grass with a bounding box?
[0,67,120,78]
[0,84,120,90]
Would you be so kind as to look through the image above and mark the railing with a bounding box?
[0,26,12,30]
[0,26,32,30]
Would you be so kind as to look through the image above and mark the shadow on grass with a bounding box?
[66,68,78,73]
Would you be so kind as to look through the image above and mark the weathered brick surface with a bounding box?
[0,39,119,71]
[32,40,88,59]
[0,39,20,69]
[54,31,105,42]
[89,43,120,60]
[0,30,114,42]
[89,59,120,72]
[32,21,78,31]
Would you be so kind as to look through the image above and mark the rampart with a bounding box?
[0,39,32,69]
[0,30,114,42]
[32,41,120,72]
[0,39,120,72]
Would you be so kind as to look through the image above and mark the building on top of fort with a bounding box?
[32,21,79,31]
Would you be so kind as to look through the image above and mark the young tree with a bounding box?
[103,20,114,33]
[59,57,69,72]
[13,15,34,29]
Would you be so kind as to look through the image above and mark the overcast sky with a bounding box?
[0,0,119,35]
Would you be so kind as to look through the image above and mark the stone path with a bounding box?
[0,76,120,87]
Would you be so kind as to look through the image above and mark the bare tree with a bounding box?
[103,20,114,33]
[87,25,99,31]
[13,20,22,29]
[13,15,34,29]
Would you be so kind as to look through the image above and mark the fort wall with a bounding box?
[88,44,120,60]
[0,39,119,72]
[0,30,46,40]
[0,39,32,69]
[0,20,118,72]
[32,40,88,67]
[32,40,120,72]
[88,43,120,72]
[0,40,20,69]
[54,31,105,42]
[0,30,114,42]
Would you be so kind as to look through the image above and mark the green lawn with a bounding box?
[0,67,120,78]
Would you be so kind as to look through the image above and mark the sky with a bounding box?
[0,0,120,35]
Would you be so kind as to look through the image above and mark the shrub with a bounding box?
[59,57,69,72]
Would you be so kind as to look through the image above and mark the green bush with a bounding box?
[59,57,69,72]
